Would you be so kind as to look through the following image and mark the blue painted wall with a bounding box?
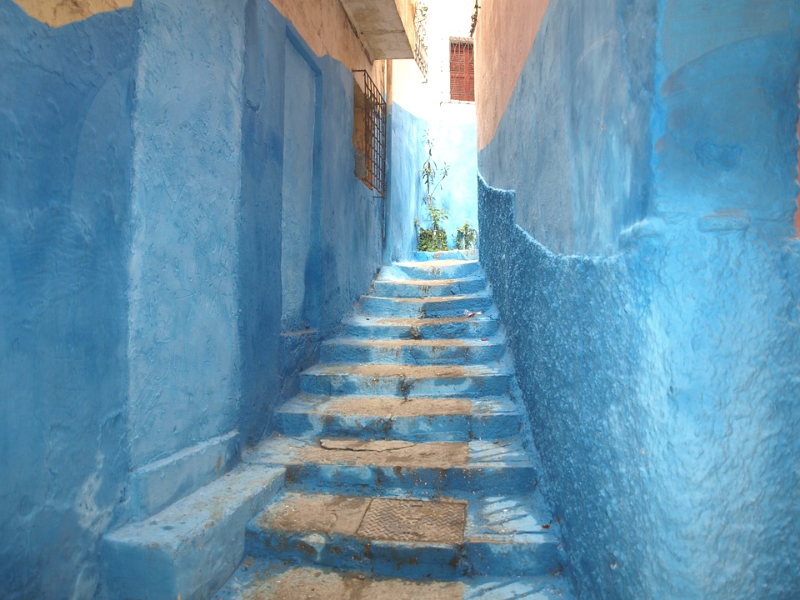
[0,0,393,596]
[479,0,800,598]
[0,1,137,597]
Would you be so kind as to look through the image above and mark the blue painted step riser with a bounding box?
[373,278,486,298]
[300,374,512,397]
[360,295,494,318]
[283,464,537,497]
[395,263,482,280]
[277,413,521,442]
[320,343,505,365]
[244,530,559,579]
[341,320,500,340]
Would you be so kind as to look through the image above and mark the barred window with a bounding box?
[449,39,475,102]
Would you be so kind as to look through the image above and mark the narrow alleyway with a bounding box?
[106,252,572,598]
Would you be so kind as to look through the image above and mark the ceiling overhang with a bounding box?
[339,0,416,60]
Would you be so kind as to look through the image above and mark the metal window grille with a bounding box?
[354,70,387,198]
[414,4,428,80]
[449,40,475,102]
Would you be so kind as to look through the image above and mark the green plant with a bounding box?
[420,130,449,210]
[417,130,450,252]
[455,221,477,250]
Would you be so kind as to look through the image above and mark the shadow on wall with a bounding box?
[479,175,800,600]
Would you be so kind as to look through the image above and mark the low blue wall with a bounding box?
[479,178,800,599]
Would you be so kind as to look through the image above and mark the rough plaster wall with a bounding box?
[478,0,800,597]
[478,0,655,255]
[127,0,246,471]
[479,178,800,600]
[0,1,137,597]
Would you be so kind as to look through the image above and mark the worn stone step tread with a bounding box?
[214,560,573,599]
[344,314,498,327]
[243,436,532,469]
[278,394,519,418]
[303,363,512,378]
[375,276,484,286]
[322,337,502,348]
[396,259,480,268]
[363,291,491,304]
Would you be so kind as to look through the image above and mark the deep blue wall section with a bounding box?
[239,0,285,444]
[0,1,137,597]
[479,0,656,256]
[480,177,800,600]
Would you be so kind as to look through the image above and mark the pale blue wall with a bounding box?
[0,0,390,596]
[387,102,479,259]
[478,0,800,598]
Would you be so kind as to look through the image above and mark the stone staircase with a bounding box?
[103,253,573,599]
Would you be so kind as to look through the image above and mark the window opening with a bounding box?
[353,69,387,198]
[449,39,475,102]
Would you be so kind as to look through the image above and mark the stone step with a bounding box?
[243,492,560,579]
[341,314,500,340]
[102,465,284,600]
[359,292,494,318]
[243,437,536,497]
[320,336,506,365]
[413,249,478,262]
[373,275,486,298]
[276,394,522,441]
[214,559,572,599]
[300,363,513,397]
[387,259,482,281]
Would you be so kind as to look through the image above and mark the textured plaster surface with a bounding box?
[1,0,403,596]
[479,177,800,599]
[478,0,656,255]
[0,2,137,597]
[127,0,246,470]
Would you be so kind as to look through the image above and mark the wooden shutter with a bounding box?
[449,41,474,102]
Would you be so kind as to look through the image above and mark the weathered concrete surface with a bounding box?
[104,465,284,600]
[303,439,470,467]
